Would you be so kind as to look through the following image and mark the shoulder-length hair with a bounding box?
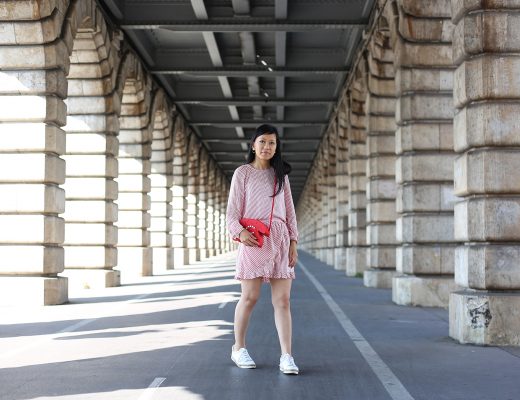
[246,124,292,196]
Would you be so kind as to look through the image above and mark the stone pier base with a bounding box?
[118,247,153,278]
[334,247,347,270]
[450,290,520,346]
[152,248,174,272]
[0,276,68,306]
[364,268,396,288]
[326,249,335,267]
[346,247,366,276]
[63,269,120,290]
[189,249,200,264]
[392,275,456,308]
[173,248,189,268]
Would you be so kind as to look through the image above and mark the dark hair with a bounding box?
[247,124,292,196]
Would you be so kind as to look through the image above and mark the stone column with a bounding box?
[449,2,520,345]
[117,81,153,279]
[326,133,338,267]
[223,180,231,252]
[334,118,349,271]
[392,0,458,307]
[0,3,67,305]
[171,122,189,267]
[213,174,223,255]
[206,167,216,257]
[346,81,369,277]
[149,111,174,271]
[63,29,120,289]
[318,161,328,262]
[364,31,398,288]
[186,138,200,262]
[197,154,209,260]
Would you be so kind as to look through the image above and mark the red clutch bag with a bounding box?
[233,177,277,248]
[238,218,270,247]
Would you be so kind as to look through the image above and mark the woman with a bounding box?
[226,124,299,375]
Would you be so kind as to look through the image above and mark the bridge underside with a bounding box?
[0,0,520,347]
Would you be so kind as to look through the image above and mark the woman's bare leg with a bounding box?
[233,278,263,350]
[270,278,293,355]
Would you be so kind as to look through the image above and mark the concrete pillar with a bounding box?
[0,3,68,305]
[117,80,153,279]
[392,0,458,307]
[364,31,398,288]
[449,1,520,345]
[171,124,189,267]
[62,29,120,289]
[346,81,369,277]
[149,111,174,271]
[334,122,349,271]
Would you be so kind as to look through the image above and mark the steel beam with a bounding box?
[175,98,334,106]
[193,121,327,128]
[121,19,368,31]
[151,67,347,77]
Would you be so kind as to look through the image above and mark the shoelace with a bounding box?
[281,354,297,369]
[237,349,254,364]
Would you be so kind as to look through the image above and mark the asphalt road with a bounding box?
[1,251,519,400]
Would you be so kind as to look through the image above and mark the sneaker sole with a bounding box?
[231,357,256,369]
[280,367,299,375]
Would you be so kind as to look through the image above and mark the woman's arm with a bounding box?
[284,175,299,243]
[226,168,246,240]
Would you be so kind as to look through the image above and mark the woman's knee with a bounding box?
[241,292,260,308]
[272,295,291,310]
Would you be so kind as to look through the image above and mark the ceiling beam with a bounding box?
[204,138,320,142]
[121,19,368,31]
[175,98,335,106]
[192,121,327,128]
[151,67,347,77]
[213,151,316,155]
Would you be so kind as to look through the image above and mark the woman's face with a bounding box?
[252,133,277,161]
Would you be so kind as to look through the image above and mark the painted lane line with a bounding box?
[298,260,415,400]
[138,377,166,400]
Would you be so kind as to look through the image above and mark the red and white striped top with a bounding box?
[226,164,298,242]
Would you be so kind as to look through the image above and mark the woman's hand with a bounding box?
[239,229,259,247]
[289,240,298,268]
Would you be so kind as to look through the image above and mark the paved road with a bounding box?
[1,251,519,400]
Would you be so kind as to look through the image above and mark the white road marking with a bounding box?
[298,260,415,400]
[218,301,228,309]
[138,377,166,400]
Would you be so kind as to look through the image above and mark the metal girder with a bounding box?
[213,151,316,155]
[121,19,368,31]
[151,67,348,77]
[193,121,327,128]
[204,138,320,142]
[175,98,335,106]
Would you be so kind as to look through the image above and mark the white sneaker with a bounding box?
[231,347,256,369]
[279,353,299,375]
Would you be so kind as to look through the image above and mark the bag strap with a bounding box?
[267,176,277,232]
